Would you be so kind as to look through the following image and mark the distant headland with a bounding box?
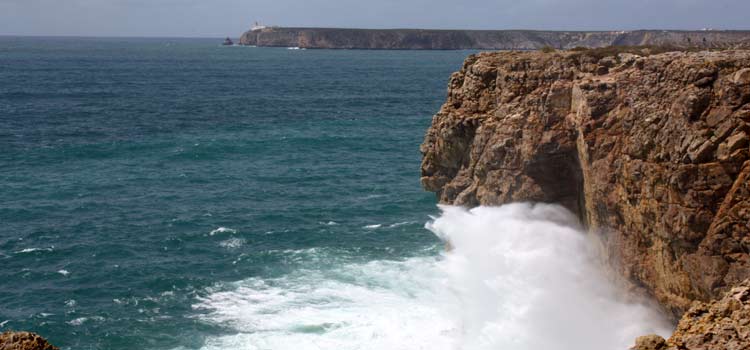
[238,26,750,50]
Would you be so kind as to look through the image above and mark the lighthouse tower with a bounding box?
[251,21,267,31]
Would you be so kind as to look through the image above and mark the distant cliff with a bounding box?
[239,27,750,50]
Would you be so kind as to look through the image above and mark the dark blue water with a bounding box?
[0,37,473,349]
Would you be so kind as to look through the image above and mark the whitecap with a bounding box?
[361,194,385,200]
[57,269,70,276]
[210,227,237,236]
[363,224,381,229]
[15,247,53,254]
[219,238,246,249]
[67,316,105,326]
[388,221,415,228]
[319,221,338,226]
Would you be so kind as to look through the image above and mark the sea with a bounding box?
[0,37,672,350]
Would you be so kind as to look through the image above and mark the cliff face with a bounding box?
[239,27,750,50]
[420,49,750,317]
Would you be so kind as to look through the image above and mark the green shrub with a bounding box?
[540,45,556,53]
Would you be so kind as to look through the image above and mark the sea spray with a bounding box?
[427,203,672,349]
[194,203,671,349]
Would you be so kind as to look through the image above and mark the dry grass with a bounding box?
[564,44,736,61]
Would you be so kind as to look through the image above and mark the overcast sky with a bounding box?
[1,0,748,37]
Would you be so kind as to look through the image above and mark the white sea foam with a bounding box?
[363,224,382,229]
[389,221,416,228]
[57,269,70,276]
[15,247,53,254]
[193,203,672,350]
[219,238,246,249]
[210,227,237,236]
[67,316,104,326]
[193,257,456,350]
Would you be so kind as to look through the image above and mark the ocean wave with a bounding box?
[14,247,54,254]
[193,203,671,350]
[388,221,416,228]
[363,224,381,229]
[193,257,456,350]
[219,238,246,249]
[319,221,338,226]
[210,227,237,236]
[67,316,105,326]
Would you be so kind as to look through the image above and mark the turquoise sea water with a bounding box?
[0,37,474,349]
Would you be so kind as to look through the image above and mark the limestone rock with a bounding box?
[633,334,668,350]
[0,332,58,350]
[657,279,750,349]
[420,49,750,318]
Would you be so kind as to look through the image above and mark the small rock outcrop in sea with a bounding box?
[632,279,750,350]
[421,47,750,325]
[0,332,58,350]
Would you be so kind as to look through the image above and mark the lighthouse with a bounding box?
[251,21,267,31]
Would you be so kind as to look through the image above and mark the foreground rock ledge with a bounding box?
[0,332,58,350]
[421,48,750,318]
[633,279,750,349]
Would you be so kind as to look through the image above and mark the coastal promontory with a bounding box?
[239,27,750,50]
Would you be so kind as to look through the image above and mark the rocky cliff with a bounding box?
[239,27,750,50]
[420,48,750,320]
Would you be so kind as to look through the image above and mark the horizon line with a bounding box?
[4,26,750,39]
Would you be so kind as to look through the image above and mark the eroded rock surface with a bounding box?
[632,279,750,350]
[0,332,58,350]
[421,49,750,317]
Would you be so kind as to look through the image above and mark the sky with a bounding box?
[1,0,749,37]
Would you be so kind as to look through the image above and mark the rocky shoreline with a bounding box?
[239,27,750,50]
[6,46,749,350]
[420,47,750,347]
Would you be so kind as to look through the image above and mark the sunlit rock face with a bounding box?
[632,279,750,350]
[420,48,750,318]
[0,332,58,350]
